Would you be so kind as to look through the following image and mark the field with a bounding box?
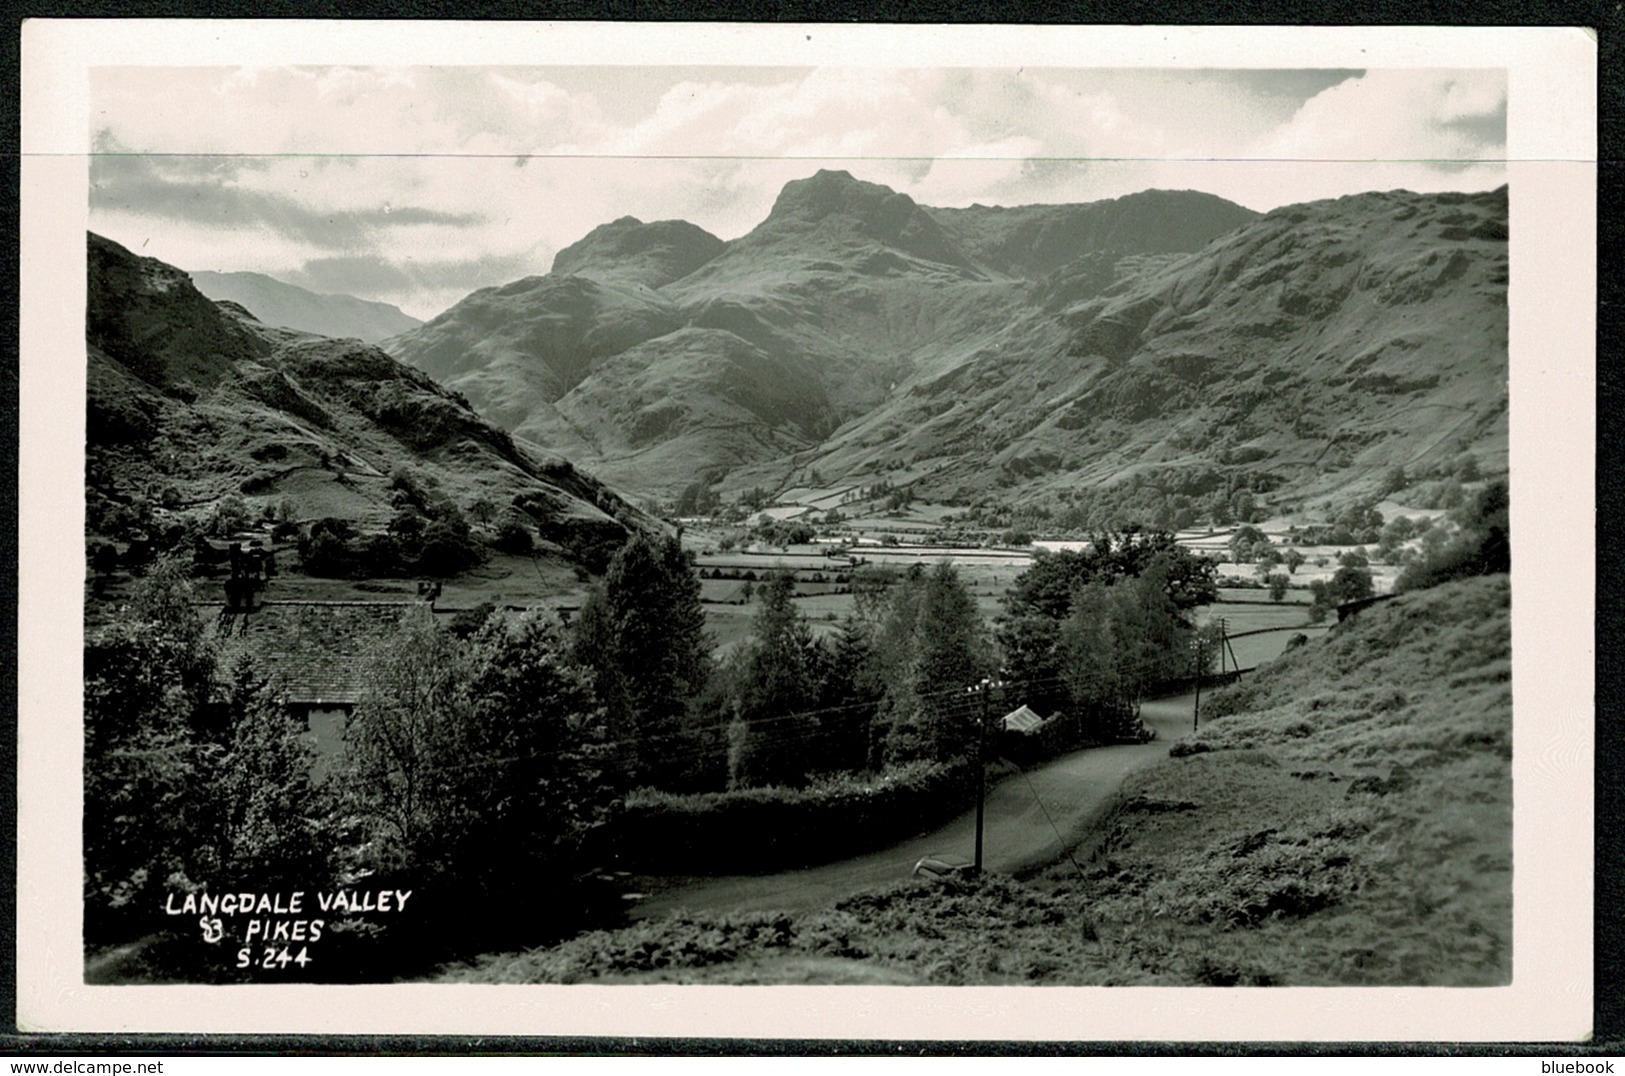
[87,549,594,650]
[692,540,1323,671]
[690,540,1033,654]
[95,515,1348,676]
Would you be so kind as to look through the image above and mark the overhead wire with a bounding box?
[1017,766,1089,879]
[334,666,1085,785]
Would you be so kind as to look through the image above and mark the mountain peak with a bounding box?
[88,232,271,390]
[551,216,724,289]
[749,170,973,273]
[765,169,903,225]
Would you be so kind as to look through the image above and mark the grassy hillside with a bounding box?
[86,233,641,573]
[1079,572,1511,985]
[791,186,1508,515]
[440,574,1510,986]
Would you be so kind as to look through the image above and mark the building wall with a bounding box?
[304,706,350,783]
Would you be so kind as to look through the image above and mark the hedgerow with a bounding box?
[606,759,976,873]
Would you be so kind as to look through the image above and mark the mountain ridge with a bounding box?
[380,173,1506,517]
[190,270,423,344]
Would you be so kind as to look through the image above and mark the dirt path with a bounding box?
[628,692,1197,920]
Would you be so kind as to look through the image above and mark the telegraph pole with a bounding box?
[966,676,1003,873]
[1191,635,1205,731]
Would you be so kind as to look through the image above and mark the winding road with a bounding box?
[628,691,1197,920]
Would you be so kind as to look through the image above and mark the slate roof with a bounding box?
[201,600,429,707]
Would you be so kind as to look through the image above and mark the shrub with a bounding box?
[298,518,359,576]
[608,759,976,873]
[1198,678,1269,722]
[1396,481,1509,593]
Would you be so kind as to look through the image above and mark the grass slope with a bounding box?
[441,574,1509,986]
[87,232,641,565]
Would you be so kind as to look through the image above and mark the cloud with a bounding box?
[90,138,485,253]
[1258,69,1505,163]
[1209,69,1366,106]
[86,65,1509,319]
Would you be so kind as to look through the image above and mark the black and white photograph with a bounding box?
[18,22,1595,1040]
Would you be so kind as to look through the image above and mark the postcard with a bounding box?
[18,20,1597,1042]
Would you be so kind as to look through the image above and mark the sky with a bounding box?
[87,65,1508,321]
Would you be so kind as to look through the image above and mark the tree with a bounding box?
[729,573,820,787]
[571,531,711,789]
[457,614,618,906]
[1058,582,1126,737]
[83,558,222,943]
[1114,560,1191,711]
[816,615,884,774]
[1056,566,1189,742]
[873,564,992,766]
[447,601,498,640]
[210,493,253,537]
[492,510,535,556]
[211,656,334,894]
[911,564,992,763]
[1396,480,1509,592]
[389,506,429,549]
[999,533,1215,720]
[1229,524,1266,564]
[1283,547,1306,575]
[330,613,621,957]
[299,517,358,577]
[1326,565,1375,606]
[1268,573,1291,603]
[1307,580,1332,623]
[418,509,482,576]
[1308,564,1375,621]
[336,611,470,869]
[1336,501,1385,544]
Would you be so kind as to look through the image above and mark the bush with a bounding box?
[447,602,498,639]
[1396,481,1509,593]
[608,760,976,873]
[492,512,535,556]
[298,518,359,576]
[1198,678,1269,722]
[418,514,483,576]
